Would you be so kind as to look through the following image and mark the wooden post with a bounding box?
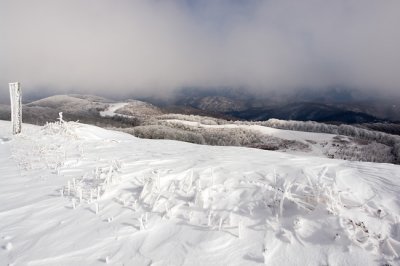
[9,82,22,134]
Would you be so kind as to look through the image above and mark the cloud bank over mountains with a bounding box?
[1,0,399,99]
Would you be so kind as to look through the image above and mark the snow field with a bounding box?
[99,103,130,118]
[1,119,400,265]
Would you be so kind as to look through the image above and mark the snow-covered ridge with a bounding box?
[1,120,400,265]
[27,95,109,114]
[100,101,162,119]
[99,102,130,117]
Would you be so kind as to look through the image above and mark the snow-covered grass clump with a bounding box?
[11,113,83,173]
[1,119,400,265]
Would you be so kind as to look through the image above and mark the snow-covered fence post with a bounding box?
[9,82,22,134]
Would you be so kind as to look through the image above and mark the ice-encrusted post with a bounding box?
[9,82,22,134]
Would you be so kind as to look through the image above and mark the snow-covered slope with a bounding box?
[27,95,109,115]
[99,102,130,117]
[1,120,400,265]
[100,101,162,119]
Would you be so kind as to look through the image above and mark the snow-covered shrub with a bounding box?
[124,122,309,151]
[260,119,339,134]
[126,125,206,144]
[360,122,400,136]
[11,114,85,172]
[326,136,395,163]
[394,143,400,163]
[42,112,78,138]
[64,161,122,205]
[258,118,400,164]
[157,113,228,125]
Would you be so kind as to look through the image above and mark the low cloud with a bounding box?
[1,0,399,100]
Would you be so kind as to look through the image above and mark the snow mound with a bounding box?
[1,120,400,265]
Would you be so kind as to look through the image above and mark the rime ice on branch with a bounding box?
[9,82,22,134]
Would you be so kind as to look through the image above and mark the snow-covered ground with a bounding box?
[99,103,130,118]
[1,119,400,265]
[100,101,162,119]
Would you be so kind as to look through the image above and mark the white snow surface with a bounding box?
[99,103,130,118]
[100,101,162,118]
[1,120,400,265]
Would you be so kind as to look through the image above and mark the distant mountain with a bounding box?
[142,88,398,124]
[227,102,382,124]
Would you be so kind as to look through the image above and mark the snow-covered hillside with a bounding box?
[99,103,397,163]
[163,119,395,163]
[1,119,400,265]
[100,101,162,119]
[27,95,109,115]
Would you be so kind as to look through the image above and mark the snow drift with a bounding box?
[0,119,400,265]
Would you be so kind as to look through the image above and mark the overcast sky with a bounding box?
[1,0,400,100]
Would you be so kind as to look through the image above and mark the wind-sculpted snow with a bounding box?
[0,120,400,265]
